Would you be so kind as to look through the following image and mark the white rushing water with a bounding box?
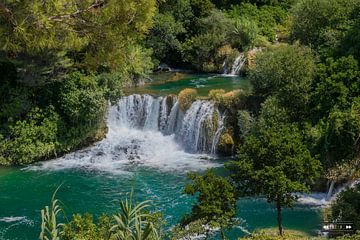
[223,53,246,76]
[27,94,224,174]
[298,179,360,206]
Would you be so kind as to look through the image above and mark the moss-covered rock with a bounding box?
[218,132,234,155]
[178,88,197,111]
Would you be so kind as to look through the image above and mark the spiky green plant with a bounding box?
[39,187,64,240]
[110,193,160,240]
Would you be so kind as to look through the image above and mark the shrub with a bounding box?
[61,214,111,240]
[178,88,198,111]
[209,89,226,102]
[4,107,60,165]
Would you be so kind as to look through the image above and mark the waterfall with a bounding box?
[326,181,336,200]
[31,94,222,173]
[298,179,360,206]
[230,53,246,75]
[223,53,246,76]
[114,94,224,154]
[211,114,226,154]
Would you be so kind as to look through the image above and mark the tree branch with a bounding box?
[48,1,106,22]
[0,2,17,26]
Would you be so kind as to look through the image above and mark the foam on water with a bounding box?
[0,217,28,223]
[27,95,222,174]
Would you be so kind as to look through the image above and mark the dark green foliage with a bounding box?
[212,0,295,9]
[180,9,233,71]
[182,170,237,238]
[249,44,316,120]
[341,16,360,62]
[227,123,321,234]
[145,13,185,64]
[227,3,288,42]
[290,0,360,56]
[316,107,360,168]
[1,107,60,165]
[59,72,107,127]
[313,56,360,117]
[330,184,360,231]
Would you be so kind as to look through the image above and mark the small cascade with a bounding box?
[298,179,360,206]
[230,53,246,75]
[222,61,228,75]
[326,181,336,200]
[211,114,226,154]
[113,94,224,154]
[178,101,218,153]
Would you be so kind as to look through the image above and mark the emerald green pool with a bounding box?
[0,166,321,240]
[125,72,251,96]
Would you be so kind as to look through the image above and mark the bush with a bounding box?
[209,89,226,102]
[61,214,111,240]
[178,88,198,111]
[3,107,60,165]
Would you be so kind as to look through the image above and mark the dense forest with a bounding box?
[1,0,360,239]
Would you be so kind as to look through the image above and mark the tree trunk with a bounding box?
[276,198,283,236]
[220,227,226,240]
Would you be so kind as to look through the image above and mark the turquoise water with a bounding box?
[125,73,251,96]
[0,165,321,240]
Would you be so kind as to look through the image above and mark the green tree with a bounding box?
[182,170,237,239]
[316,106,360,167]
[227,124,321,235]
[312,56,360,117]
[231,17,259,50]
[40,190,162,240]
[145,13,185,64]
[181,10,233,71]
[227,3,288,42]
[249,44,316,120]
[290,0,360,55]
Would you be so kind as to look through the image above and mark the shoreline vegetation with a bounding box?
[1,0,360,239]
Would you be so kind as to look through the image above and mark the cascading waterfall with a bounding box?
[326,181,336,200]
[30,94,222,173]
[230,53,246,75]
[223,53,247,76]
[114,94,224,153]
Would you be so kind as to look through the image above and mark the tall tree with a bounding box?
[227,123,321,235]
[182,170,237,239]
